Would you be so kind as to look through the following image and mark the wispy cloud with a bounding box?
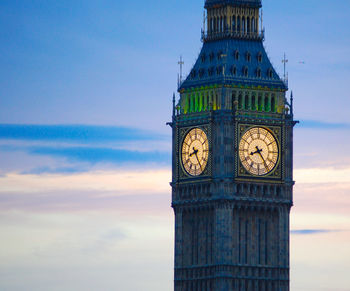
[291,229,342,235]
[0,124,168,143]
[1,145,170,166]
[0,169,171,194]
[28,146,170,164]
[300,120,350,130]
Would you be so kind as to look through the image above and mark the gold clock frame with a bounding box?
[236,124,282,181]
[178,125,212,179]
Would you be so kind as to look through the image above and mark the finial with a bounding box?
[282,53,288,82]
[178,56,184,86]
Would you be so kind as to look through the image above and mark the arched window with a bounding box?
[257,52,263,63]
[217,50,223,60]
[238,94,243,109]
[234,50,239,60]
[246,52,251,62]
[237,17,241,33]
[267,68,273,78]
[243,67,248,77]
[256,68,262,78]
[190,69,196,79]
[231,65,237,76]
[209,52,214,61]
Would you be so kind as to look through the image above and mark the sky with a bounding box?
[0,0,350,290]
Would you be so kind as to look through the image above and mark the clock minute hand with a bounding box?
[257,151,269,171]
[194,152,202,171]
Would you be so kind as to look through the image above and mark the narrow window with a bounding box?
[187,96,190,113]
[209,52,214,61]
[247,17,250,34]
[264,96,269,111]
[271,96,276,112]
[245,95,249,110]
[258,95,262,111]
[243,67,248,77]
[242,16,246,34]
[256,68,261,78]
[246,52,251,62]
[234,50,239,60]
[251,95,256,110]
[191,69,196,79]
[217,50,223,60]
[267,68,273,78]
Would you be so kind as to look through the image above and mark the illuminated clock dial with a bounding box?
[181,128,209,176]
[238,127,279,176]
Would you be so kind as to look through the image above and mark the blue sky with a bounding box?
[0,1,350,290]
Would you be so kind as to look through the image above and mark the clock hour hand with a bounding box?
[190,147,198,157]
[250,146,262,156]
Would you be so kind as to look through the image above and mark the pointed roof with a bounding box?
[205,0,262,8]
[179,39,287,91]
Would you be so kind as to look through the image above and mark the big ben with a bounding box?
[170,0,296,290]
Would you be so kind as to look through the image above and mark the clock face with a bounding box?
[181,128,209,176]
[238,127,279,176]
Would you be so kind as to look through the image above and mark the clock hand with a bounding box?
[194,152,202,171]
[250,146,263,156]
[257,150,269,171]
[189,147,198,157]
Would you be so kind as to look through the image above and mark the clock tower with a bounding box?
[170,0,296,290]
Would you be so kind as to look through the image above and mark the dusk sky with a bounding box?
[0,0,350,290]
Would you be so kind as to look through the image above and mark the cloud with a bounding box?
[294,167,350,184]
[300,120,350,130]
[0,169,171,194]
[1,145,170,166]
[0,124,168,143]
[0,169,172,212]
[291,229,342,235]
